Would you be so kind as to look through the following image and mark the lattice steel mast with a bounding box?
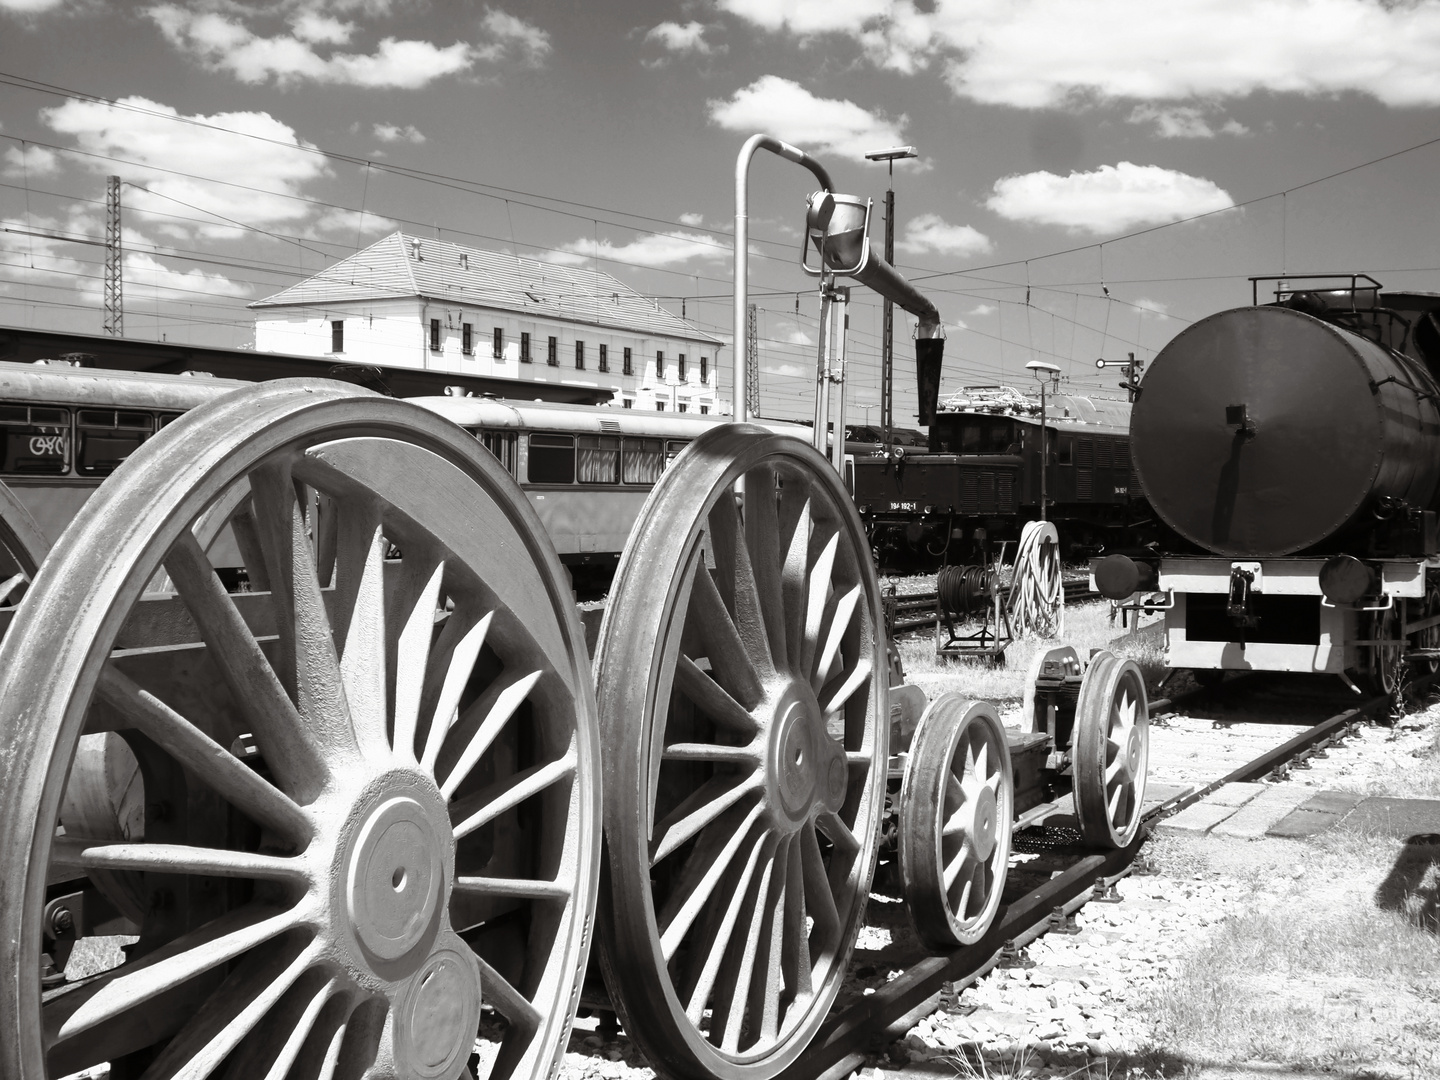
[746,302,760,417]
[103,175,122,337]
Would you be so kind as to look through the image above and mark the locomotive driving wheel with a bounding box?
[898,696,1013,952]
[594,426,888,1080]
[1365,603,1405,697]
[1072,652,1149,849]
[0,382,601,1080]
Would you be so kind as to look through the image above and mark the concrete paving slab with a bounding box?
[1211,785,1316,839]
[1297,790,1367,815]
[1141,781,1193,811]
[1342,796,1440,838]
[1153,800,1236,835]
[1203,781,1267,808]
[1267,790,1364,838]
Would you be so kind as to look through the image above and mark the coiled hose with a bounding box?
[1008,520,1064,638]
[936,563,991,620]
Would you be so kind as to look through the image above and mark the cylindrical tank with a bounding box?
[1132,305,1440,556]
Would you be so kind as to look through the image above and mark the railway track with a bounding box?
[885,578,1097,636]
[776,683,1400,1080]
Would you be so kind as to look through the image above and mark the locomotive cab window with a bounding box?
[623,437,663,484]
[77,409,151,476]
[942,417,1017,454]
[0,404,70,475]
[1057,437,1074,466]
[527,433,575,484]
[577,435,620,484]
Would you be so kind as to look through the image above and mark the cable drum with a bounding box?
[936,563,991,619]
[1008,520,1064,638]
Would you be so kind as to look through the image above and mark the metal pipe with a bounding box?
[734,135,834,422]
[831,287,850,475]
[812,281,834,454]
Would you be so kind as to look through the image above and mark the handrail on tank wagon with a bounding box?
[1251,273,1383,308]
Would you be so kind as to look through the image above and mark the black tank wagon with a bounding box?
[1095,275,1440,690]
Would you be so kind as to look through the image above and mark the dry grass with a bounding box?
[895,600,1168,704]
[1139,829,1440,1079]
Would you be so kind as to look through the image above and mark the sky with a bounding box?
[4,1,1440,424]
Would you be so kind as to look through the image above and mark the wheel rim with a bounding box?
[1370,605,1404,694]
[0,381,600,1080]
[1073,652,1149,849]
[899,695,1012,951]
[594,426,888,1080]
[1420,585,1440,676]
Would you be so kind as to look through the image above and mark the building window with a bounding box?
[599,344,608,373]
[678,353,687,380]
[520,332,531,363]
[575,341,585,370]
[679,403,688,413]
[700,405,709,415]
[700,356,708,383]
[331,320,343,352]
[623,399,633,408]
[657,401,666,411]
[547,336,558,366]
[623,347,633,375]
[656,351,664,377]
[429,319,441,351]
[462,323,473,355]
[493,327,504,359]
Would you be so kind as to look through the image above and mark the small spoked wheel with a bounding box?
[1072,651,1149,849]
[1417,583,1440,675]
[898,695,1013,952]
[594,426,888,1080]
[1367,603,1405,696]
[0,382,600,1080]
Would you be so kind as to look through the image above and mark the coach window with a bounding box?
[477,429,518,476]
[520,332,531,363]
[156,412,182,428]
[665,439,688,467]
[429,319,441,352]
[0,404,69,475]
[77,409,150,476]
[577,435,619,483]
[331,319,344,352]
[527,433,575,484]
[623,437,663,483]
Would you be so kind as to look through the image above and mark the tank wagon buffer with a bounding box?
[1092,274,1440,693]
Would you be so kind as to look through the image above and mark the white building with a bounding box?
[250,232,726,413]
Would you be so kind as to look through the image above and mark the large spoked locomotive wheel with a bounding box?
[1072,652,1149,849]
[898,695,1013,952]
[594,427,888,1080]
[0,381,601,1080]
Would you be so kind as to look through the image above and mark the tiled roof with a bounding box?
[250,232,723,345]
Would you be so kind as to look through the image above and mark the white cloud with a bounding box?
[784,329,814,346]
[125,250,253,300]
[291,11,354,45]
[2,144,60,176]
[765,360,808,377]
[718,0,888,35]
[306,206,399,239]
[968,303,996,317]
[708,76,905,162]
[725,0,1440,110]
[646,21,717,54]
[1128,105,1249,139]
[678,211,705,226]
[0,0,71,12]
[475,7,550,67]
[546,230,729,268]
[895,212,991,258]
[373,122,425,143]
[41,96,330,238]
[986,162,1235,235]
[145,4,483,88]
[1132,297,1171,318]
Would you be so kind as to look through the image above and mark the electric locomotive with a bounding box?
[852,385,1142,567]
[1094,275,1440,691]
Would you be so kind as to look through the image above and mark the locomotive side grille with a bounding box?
[1076,439,1094,467]
[1130,461,1143,496]
[1077,469,1093,500]
[998,471,1016,512]
[960,470,978,513]
[979,469,998,513]
[1096,439,1114,468]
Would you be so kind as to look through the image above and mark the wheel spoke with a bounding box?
[52,838,309,883]
[450,752,576,839]
[674,654,760,737]
[46,905,305,1043]
[812,584,859,692]
[748,844,786,1046]
[218,971,341,1080]
[94,666,312,844]
[337,519,390,761]
[680,826,767,1026]
[658,802,764,962]
[452,875,573,901]
[661,740,760,764]
[688,562,764,708]
[800,532,839,680]
[820,656,873,718]
[132,936,320,1080]
[743,465,788,670]
[780,493,813,675]
[392,561,445,762]
[650,772,761,865]
[780,836,813,1002]
[164,532,327,801]
[798,822,840,959]
[420,611,493,773]
[707,489,776,678]
[473,953,541,1033]
[713,840,779,1052]
[438,668,543,799]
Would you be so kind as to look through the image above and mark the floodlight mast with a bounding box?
[734,135,834,423]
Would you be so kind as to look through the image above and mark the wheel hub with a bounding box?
[765,683,847,828]
[1125,727,1142,772]
[393,941,484,1080]
[969,784,997,861]
[346,794,443,965]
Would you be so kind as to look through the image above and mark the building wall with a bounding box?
[254,297,725,414]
